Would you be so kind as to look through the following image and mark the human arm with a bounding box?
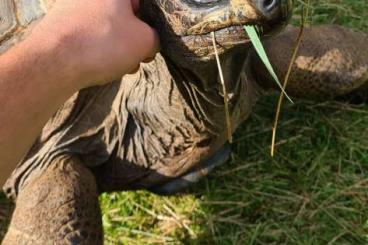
[0,0,159,185]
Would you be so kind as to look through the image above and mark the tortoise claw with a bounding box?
[150,145,231,196]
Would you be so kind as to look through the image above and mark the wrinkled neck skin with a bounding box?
[177,52,228,95]
[164,47,248,95]
[139,0,263,135]
[104,51,260,190]
[159,43,261,138]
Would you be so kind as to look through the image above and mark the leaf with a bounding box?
[244,25,293,103]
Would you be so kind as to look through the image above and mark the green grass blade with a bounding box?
[244,25,293,103]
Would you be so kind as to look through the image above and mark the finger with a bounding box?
[136,22,160,61]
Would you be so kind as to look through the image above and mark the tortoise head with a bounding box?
[141,0,293,67]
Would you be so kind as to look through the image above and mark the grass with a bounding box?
[1,0,368,244]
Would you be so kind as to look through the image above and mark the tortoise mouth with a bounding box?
[183,24,253,47]
[178,24,264,60]
[176,17,288,61]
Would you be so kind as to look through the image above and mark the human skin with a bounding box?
[0,0,160,185]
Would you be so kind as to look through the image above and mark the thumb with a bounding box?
[134,21,160,61]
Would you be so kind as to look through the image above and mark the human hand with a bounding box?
[0,0,160,185]
[30,0,160,89]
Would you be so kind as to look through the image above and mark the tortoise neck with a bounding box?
[162,52,250,134]
[163,49,248,95]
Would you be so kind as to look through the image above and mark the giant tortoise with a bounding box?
[1,0,368,244]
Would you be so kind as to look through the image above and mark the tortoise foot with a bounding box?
[150,145,231,195]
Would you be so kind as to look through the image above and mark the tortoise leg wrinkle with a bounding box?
[150,145,231,196]
[2,156,102,245]
[249,25,368,99]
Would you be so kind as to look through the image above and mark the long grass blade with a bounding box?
[271,2,310,156]
[244,25,293,103]
[211,31,233,143]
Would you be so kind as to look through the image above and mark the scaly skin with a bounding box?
[2,0,368,243]
[3,156,102,245]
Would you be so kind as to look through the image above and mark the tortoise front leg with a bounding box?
[249,25,368,99]
[2,155,102,245]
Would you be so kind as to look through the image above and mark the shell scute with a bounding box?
[15,0,45,27]
[0,0,17,41]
